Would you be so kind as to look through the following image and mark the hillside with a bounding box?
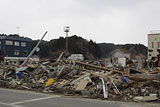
[33,35,147,59]
[98,43,147,59]
[33,35,101,59]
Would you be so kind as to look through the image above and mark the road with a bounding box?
[0,88,159,107]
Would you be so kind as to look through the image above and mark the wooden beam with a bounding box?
[75,61,122,74]
[129,73,160,80]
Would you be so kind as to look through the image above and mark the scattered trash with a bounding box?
[0,51,160,102]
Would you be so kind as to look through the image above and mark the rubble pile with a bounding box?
[0,54,160,102]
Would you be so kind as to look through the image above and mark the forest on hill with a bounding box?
[32,35,147,59]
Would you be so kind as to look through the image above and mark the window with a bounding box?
[21,42,26,47]
[158,42,160,48]
[5,40,13,45]
[152,42,154,48]
[14,50,19,55]
[23,50,28,56]
[14,41,19,46]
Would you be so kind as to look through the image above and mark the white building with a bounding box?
[69,54,84,61]
[148,32,160,59]
[111,49,131,67]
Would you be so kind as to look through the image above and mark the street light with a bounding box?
[64,26,70,52]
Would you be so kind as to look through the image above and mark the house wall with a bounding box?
[148,34,160,58]
[118,58,126,67]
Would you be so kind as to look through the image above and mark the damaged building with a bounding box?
[148,31,160,67]
[110,49,131,67]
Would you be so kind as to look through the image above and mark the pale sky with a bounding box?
[0,0,160,46]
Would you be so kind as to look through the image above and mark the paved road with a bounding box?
[0,88,159,107]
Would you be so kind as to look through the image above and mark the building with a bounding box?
[148,32,160,59]
[111,49,131,67]
[0,34,32,58]
[68,54,84,61]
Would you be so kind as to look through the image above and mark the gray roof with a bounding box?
[0,36,32,42]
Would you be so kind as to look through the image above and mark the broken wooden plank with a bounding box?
[130,73,160,80]
[57,52,64,62]
[130,68,147,74]
[70,73,90,85]
[134,95,158,102]
[58,65,65,76]
[75,61,122,74]
[112,81,120,94]
[90,72,112,82]
[75,79,89,91]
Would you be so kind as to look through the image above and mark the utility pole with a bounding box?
[21,31,48,67]
[16,27,20,35]
[64,26,70,53]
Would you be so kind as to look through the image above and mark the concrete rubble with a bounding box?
[0,52,160,103]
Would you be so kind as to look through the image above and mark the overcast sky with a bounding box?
[0,0,160,46]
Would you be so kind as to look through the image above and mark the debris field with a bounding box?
[0,52,160,102]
